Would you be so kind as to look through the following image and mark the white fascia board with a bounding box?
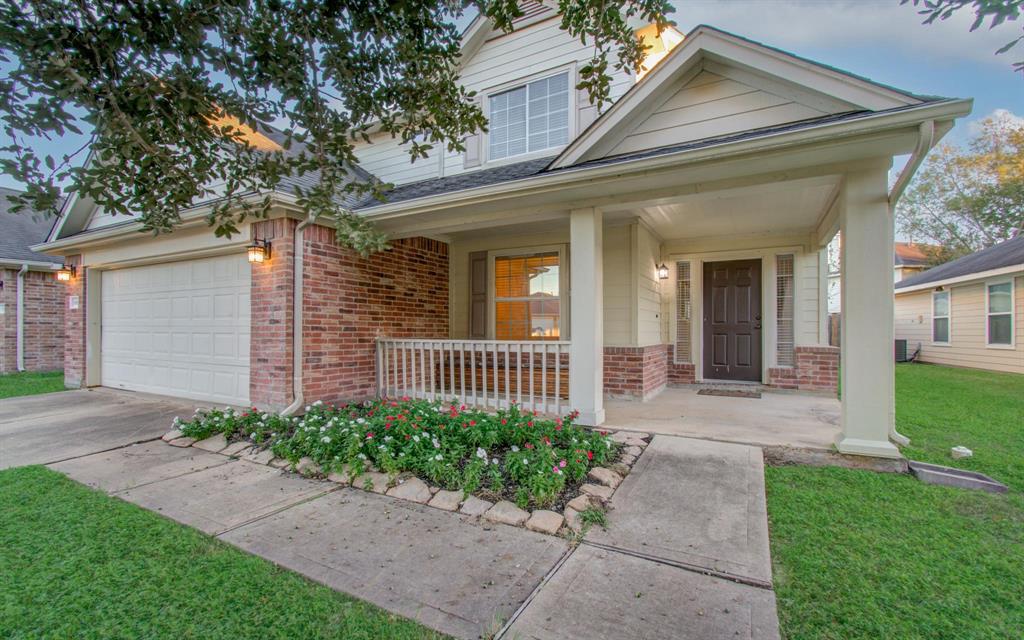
[0,259,63,271]
[360,98,972,220]
[32,191,302,254]
[895,265,1024,294]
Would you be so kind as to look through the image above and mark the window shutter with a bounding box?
[469,251,487,338]
[463,97,483,169]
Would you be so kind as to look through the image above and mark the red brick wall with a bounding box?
[767,346,838,394]
[63,256,86,387]
[300,227,449,404]
[0,269,14,373]
[604,344,669,400]
[666,345,696,384]
[249,218,296,410]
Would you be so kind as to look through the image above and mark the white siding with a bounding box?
[795,249,822,346]
[603,225,633,346]
[609,69,829,157]
[353,133,442,186]
[634,223,662,346]
[895,274,1024,374]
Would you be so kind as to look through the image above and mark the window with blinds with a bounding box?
[776,254,795,367]
[675,261,692,363]
[488,72,569,161]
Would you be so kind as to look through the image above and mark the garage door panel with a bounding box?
[102,254,250,406]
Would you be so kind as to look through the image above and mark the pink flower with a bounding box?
[366,432,374,439]
[469,420,476,427]
[559,459,567,468]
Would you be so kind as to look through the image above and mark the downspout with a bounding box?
[886,120,935,447]
[16,263,28,372]
[281,212,317,416]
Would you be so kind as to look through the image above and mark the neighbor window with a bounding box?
[494,253,561,340]
[488,72,569,161]
[932,290,950,344]
[986,281,1014,346]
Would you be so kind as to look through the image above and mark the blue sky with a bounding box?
[1,0,1020,192]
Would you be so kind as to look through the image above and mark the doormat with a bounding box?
[697,388,762,399]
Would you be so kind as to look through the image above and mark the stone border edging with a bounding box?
[160,428,652,537]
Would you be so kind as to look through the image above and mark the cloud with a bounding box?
[966,108,1024,135]
[671,0,1019,68]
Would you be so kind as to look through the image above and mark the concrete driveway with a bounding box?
[0,388,199,469]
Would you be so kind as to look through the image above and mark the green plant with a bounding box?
[578,506,608,530]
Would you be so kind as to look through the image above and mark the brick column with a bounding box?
[63,256,86,388]
[23,270,64,372]
[603,344,669,400]
[249,218,295,410]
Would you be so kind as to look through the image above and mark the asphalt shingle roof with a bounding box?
[896,235,1024,289]
[0,187,62,263]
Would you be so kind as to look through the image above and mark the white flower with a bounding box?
[357,453,367,460]
[491,458,499,465]
[378,445,386,450]
[304,405,311,412]
[249,432,256,440]
[432,438,441,449]
[434,454,443,461]
[523,457,529,464]
[510,445,519,452]
[321,436,331,443]
[313,400,323,406]
[412,435,421,443]
[383,436,393,442]
[475,447,487,460]
[356,418,366,425]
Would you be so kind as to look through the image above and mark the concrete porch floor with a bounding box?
[603,386,840,450]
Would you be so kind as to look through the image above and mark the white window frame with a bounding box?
[482,64,576,167]
[985,278,1015,349]
[487,244,569,341]
[931,289,951,346]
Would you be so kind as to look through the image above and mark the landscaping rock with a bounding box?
[619,453,637,466]
[161,429,183,442]
[193,433,228,453]
[484,501,530,527]
[459,495,494,517]
[622,437,648,448]
[563,507,582,532]
[429,486,440,495]
[386,477,432,503]
[588,467,623,489]
[327,465,355,485]
[525,510,564,535]
[295,457,319,475]
[623,445,643,458]
[566,494,592,512]
[356,471,391,494]
[220,441,252,457]
[580,483,614,501]
[167,437,196,448]
[610,431,649,443]
[610,462,631,477]
[268,457,290,469]
[428,490,463,511]
[243,448,275,465]
[951,446,973,460]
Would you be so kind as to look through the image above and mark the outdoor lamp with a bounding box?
[247,238,272,263]
[656,263,669,280]
[56,264,76,282]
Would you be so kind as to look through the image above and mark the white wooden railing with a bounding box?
[375,338,571,415]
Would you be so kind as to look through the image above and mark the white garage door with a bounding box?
[101,254,251,405]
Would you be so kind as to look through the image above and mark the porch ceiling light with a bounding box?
[247,238,271,264]
[56,264,76,282]
[656,263,669,280]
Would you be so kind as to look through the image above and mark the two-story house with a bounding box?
[36,3,972,459]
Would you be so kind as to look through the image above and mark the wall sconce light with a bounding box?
[656,263,669,280]
[56,264,76,282]
[247,238,271,264]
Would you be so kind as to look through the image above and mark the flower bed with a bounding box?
[175,399,618,511]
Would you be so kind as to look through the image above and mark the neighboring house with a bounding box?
[35,6,973,459]
[827,241,937,312]
[895,235,1023,374]
[0,187,65,374]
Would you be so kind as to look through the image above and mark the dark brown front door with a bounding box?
[703,259,762,382]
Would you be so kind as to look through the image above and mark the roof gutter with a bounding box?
[888,120,934,206]
[16,263,28,372]
[360,99,972,221]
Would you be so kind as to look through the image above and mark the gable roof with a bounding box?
[0,187,62,264]
[896,235,1024,290]
[550,24,938,169]
[895,242,935,267]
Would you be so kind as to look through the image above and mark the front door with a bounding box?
[703,259,762,382]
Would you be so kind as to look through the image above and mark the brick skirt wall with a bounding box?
[767,345,839,394]
[2,268,64,374]
[666,345,696,384]
[604,344,669,400]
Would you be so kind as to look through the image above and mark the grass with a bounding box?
[0,370,65,399]
[766,363,1024,640]
[0,466,447,640]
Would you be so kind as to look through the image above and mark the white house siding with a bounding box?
[795,250,822,346]
[608,68,830,157]
[634,223,663,346]
[354,16,633,186]
[895,274,1024,374]
[603,224,634,347]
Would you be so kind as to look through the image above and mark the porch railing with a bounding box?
[375,338,570,415]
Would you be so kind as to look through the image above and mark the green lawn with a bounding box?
[0,466,446,640]
[767,364,1024,640]
[0,371,65,399]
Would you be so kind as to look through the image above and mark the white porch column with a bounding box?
[569,207,605,426]
[836,166,901,458]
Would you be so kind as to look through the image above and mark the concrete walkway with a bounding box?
[503,435,780,640]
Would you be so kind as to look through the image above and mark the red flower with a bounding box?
[501,419,507,426]
[586,450,593,460]
[366,432,374,439]
[543,436,551,446]
[525,443,534,450]
[527,421,534,427]
[469,420,476,427]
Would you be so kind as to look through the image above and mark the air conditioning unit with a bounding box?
[894,339,908,363]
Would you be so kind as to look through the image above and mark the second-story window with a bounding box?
[489,72,569,161]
